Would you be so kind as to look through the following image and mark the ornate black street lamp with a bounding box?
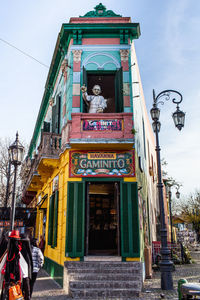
[9,132,24,231]
[150,89,185,290]
[5,151,11,208]
[165,182,180,259]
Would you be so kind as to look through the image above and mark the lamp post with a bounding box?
[5,151,11,208]
[150,89,185,290]
[165,182,180,259]
[9,132,24,231]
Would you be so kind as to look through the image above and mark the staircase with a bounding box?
[64,261,143,299]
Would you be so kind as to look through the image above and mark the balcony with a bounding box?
[63,113,134,149]
[21,132,61,204]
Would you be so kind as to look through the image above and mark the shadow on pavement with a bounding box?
[32,269,71,300]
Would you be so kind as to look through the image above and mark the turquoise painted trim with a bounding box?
[28,21,140,156]
[71,45,130,51]
[72,107,80,113]
[61,23,140,37]
[82,51,121,71]
[73,72,81,83]
[128,50,134,115]
[124,107,131,113]
[81,3,122,18]
[123,71,129,83]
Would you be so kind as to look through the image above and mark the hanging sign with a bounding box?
[82,119,122,131]
[69,150,135,177]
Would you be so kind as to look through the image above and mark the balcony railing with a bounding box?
[63,113,134,146]
[21,132,61,200]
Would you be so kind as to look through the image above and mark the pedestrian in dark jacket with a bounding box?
[30,238,44,296]
[20,233,33,300]
[0,230,8,260]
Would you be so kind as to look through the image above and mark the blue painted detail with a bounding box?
[73,72,81,83]
[124,107,131,113]
[123,72,130,83]
[72,107,80,113]
[82,52,120,70]
[71,45,130,51]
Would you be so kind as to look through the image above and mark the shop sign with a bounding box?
[4,221,10,227]
[82,119,122,131]
[69,150,135,177]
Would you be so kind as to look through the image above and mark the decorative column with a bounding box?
[120,49,131,111]
[72,50,82,112]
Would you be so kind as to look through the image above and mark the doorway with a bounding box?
[85,182,120,256]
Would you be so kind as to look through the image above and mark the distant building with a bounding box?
[21,3,162,288]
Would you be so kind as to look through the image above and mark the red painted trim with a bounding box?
[124,95,130,107]
[73,62,81,72]
[121,61,129,71]
[72,96,80,107]
[82,38,120,45]
[70,17,131,24]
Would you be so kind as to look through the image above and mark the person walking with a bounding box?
[20,233,33,300]
[30,238,44,297]
[38,235,45,254]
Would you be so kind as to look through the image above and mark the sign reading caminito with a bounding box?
[69,150,135,177]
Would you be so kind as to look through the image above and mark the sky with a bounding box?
[0,0,199,197]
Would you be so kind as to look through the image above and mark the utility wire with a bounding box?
[0,37,49,69]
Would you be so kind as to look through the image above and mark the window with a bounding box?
[48,190,59,248]
[82,67,123,113]
[52,94,61,134]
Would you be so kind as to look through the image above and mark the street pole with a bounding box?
[8,132,24,231]
[10,164,18,231]
[5,158,11,208]
[154,122,173,290]
[168,187,173,258]
[150,89,185,290]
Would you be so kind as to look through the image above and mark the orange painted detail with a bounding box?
[124,95,130,107]
[70,17,131,24]
[82,38,120,45]
[73,96,80,108]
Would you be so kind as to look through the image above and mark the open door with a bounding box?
[86,182,120,256]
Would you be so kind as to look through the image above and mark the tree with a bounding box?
[180,190,200,240]
[0,137,26,207]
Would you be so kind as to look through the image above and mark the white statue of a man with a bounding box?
[81,84,107,113]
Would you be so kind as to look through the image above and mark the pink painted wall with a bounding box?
[69,113,134,141]
[82,38,120,45]
[70,17,131,24]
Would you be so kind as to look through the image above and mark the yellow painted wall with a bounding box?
[34,148,146,266]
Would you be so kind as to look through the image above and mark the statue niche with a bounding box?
[81,84,107,113]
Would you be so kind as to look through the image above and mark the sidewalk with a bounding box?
[32,255,200,299]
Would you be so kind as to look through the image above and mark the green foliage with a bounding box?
[183,246,192,264]
[180,191,200,235]
[131,128,137,135]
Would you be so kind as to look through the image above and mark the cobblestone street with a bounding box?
[32,252,200,299]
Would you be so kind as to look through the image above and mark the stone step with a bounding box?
[69,280,141,290]
[65,261,141,270]
[69,288,140,299]
[68,273,141,281]
[67,268,142,274]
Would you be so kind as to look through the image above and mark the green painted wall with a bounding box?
[44,256,64,287]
